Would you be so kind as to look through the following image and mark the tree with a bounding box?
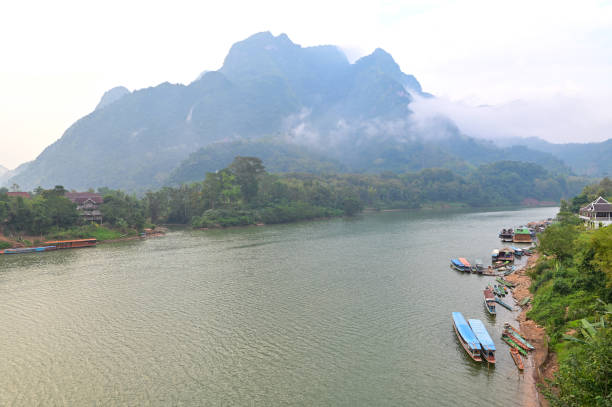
[229,156,266,203]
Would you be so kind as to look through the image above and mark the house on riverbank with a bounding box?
[65,192,103,223]
[579,196,612,229]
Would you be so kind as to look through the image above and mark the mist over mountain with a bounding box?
[494,137,612,177]
[0,165,7,177]
[8,32,587,191]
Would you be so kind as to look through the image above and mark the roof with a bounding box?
[452,312,481,350]
[468,319,496,351]
[458,258,471,267]
[7,192,31,198]
[451,259,464,268]
[514,227,530,234]
[64,192,103,204]
[580,196,612,212]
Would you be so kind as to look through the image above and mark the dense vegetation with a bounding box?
[0,186,147,243]
[0,157,590,241]
[145,158,587,228]
[527,181,611,406]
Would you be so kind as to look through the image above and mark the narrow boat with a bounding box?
[510,347,524,370]
[452,312,482,362]
[511,246,524,256]
[519,297,531,306]
[43,238,97,249]
[501,336,528,357]
[484,288,496,315]
[504,323,535,350]
[496,277,515,288]
[1,245,56,255]
[503,329,531,351]
[468,319,496,363]
[451,259,469,272]
[458,258,476,273]
[474,259,484,274]
[494,298,513,311]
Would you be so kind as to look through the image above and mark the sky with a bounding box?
[1,0,611,169]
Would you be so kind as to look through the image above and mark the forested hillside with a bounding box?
[7,32,572,192]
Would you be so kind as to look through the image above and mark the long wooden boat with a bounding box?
[495,298,513,311]
[484,288,496,315]
[43,238,97,249]
[1,245,56,255]
[452,312,482,362]
[496,277,515,288]
[503,329,530,351]
[501,335,528,357]
[510,347,524,370]
[468,319,496,363]
[450,259,469,272]
[504,323,535,350]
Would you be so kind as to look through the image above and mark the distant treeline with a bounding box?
[0,158,590,236]
[144,158,587,228]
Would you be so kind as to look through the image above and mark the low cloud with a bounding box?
[409,93,612,144]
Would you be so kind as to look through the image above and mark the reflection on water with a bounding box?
[0,206,556,406]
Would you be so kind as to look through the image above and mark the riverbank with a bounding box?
[506,254,558,407]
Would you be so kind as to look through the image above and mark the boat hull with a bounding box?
[453,322,482,362]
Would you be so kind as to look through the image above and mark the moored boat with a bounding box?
[495,297,513,311]
[451,259,470,272]
[501,335,528,357]
[474,259,484,274]
[484,288,496,315]
[1,245,56,255]
[497,247,514,263]
[43,238,97,249]
[504,323,535,350]
[510,347,524,370]
[468,319,496,363]
[512,227,532,243]
[452,312,482,362]
[499,228,514,242]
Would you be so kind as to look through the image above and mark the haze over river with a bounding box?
[0,207,557,406]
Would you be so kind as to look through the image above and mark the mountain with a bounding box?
[494,137,612,177]
[9,32,572,191]
[95,86,130,110]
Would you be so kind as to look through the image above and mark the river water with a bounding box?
[0,206,557,406]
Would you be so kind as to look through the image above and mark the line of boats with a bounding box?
[0,238,97,255]
[453,311,534,369]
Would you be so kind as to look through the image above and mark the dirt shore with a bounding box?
[506,254,557,407]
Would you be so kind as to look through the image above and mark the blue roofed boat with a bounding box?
[450,259,469,272]
[511,246,524,256]
[452,312,482,362]
[1,246,56,255]
[468,319,496,363]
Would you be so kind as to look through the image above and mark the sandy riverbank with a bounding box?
[506,253,558,407]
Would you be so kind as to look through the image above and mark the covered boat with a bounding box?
[474,259,484,273]
[511,246,524,256]
[499,228,514,242]
[1,245,56,255]
[468,319,496,363]
[43,238,97,249]
[451,259,469,272]
[484,288,496,315]
[497,248,514,263]
[452,312,482,362]
[458,258,475,273]
[513,227,532,243]
[491,249,499,260]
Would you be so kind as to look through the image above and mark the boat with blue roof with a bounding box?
[452,312,482,362]
[468,318,496,363]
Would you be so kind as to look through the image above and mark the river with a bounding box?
[0,206,557,406]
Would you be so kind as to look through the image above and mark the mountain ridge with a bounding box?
[7,32,589,191]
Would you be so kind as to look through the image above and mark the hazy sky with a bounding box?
[1,0,611,169]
